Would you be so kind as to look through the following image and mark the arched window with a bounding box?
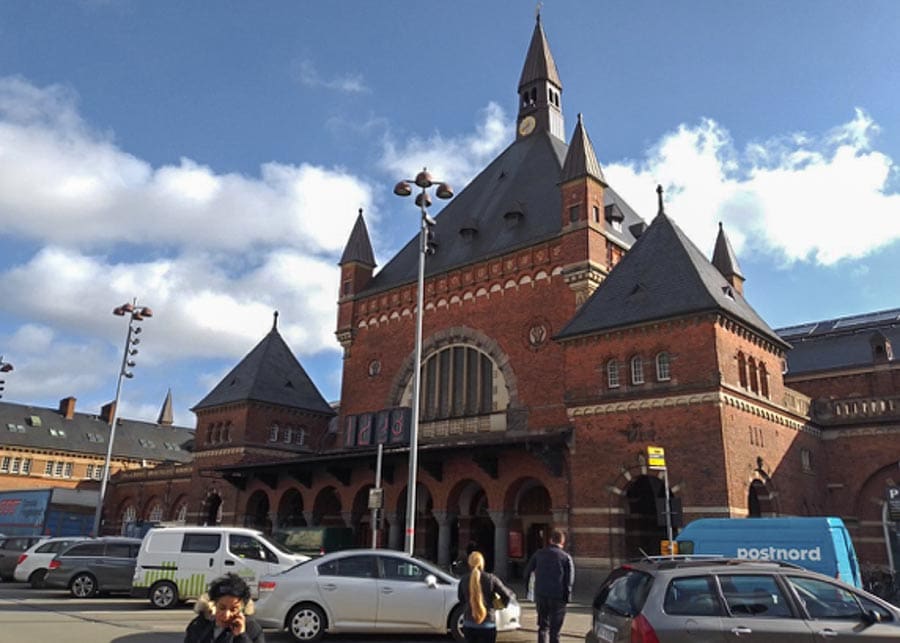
[148,503,163,523]
[283,427,293,444]
[419,345,499,421]
[174,503,188,524]
[655,352,671,381]
[748,357,759,393]
[268,424,279,442]
[295,428,306,446]
[121,505,137,535]
[630,356,644,385]
[759,363,769,398]
[737,352,748,388]
[607,359,620,388]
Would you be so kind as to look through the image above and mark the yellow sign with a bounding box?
[647,445,666,469]
[660,539,679,556]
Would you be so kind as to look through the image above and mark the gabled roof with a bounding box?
[0,401,193,463]
[362,131,645,297]
[556,211,788,348]
[711,222,744,280]
[560,114,605,184]
[339,209,376,268]
[192,324,335,415]
[777,307,900,374]
[518,14,562,90]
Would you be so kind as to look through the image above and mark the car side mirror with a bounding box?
[425,574,438,588]
[863,609,882,626]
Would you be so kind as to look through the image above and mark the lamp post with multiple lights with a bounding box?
[393,169,453,555]
[0,357,13,399]
[92,300,153,537]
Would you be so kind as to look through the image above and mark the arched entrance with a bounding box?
[245,490,271,532]
[623,475,670,558]
[203,493,222,526]
[277,489,306,528]
[312,487,344,526]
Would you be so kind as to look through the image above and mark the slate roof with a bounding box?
[0,400,193,463]
[777,308,900,374]
[556,210,788,348]
[560,114,605,184]
[362,130,645,296]
[192,324,335,415]
[339,209,376,268]
[711,222,744,280]
[518,14,561,90]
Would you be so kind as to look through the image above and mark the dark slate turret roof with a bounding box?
[192,325,335,415]
[362,131,645,296]
[777,308,900,374]
[518,14,562,90]
[339,209,376,268]
[157,389,173,426]
[0,401,193,462]
[560,114,605,184]
[556,211,789,348]
[711,221,744,281]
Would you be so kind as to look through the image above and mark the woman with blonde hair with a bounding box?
[456,550,515,643]
[184,573,265,642]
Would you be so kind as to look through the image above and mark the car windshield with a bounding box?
[257,533,297,557]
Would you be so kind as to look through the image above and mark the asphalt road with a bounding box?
[0,581,592,643]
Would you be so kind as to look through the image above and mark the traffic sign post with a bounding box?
[648,445,674,557]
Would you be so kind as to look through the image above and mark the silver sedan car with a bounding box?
[254,548,520,642]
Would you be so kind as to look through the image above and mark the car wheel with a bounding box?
[28,569,48,589]
[287,603,326,642]
[449,604,465,642]
[149,580,179,609]
[70,572,97,598]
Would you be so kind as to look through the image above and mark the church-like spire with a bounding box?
[516,13,565,141]
[339,208,376,268]
[560,113,606,184]
[157,388,174,426]
[711,221,745,295]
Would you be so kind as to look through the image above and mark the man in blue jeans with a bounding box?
[523,528,574,643]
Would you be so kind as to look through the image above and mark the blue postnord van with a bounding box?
[675,517,862,588]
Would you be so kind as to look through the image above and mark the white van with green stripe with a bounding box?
[132,526,308,608]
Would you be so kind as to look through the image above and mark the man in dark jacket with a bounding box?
[523,529,574,643]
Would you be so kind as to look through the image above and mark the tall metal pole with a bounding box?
[371,443,383,548]
[405,204,427,555]
[663,467,674,557]
[92,319,134,537]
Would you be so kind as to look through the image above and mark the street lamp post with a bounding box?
[393,169,453,555]
[0,356,14,399]
[92,299,153,537]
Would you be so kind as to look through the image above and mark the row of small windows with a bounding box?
[737,352,770,398]
[519,86,560,108]
[269,425,307,446]
[1,456,32,475]
[206,423,233,445]
[607,353,671,388]
[44,460,74,478]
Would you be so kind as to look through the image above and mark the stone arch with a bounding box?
[312,486,344,526]
[170,495,189,523]
[276,488,306,528]
[446,479,495,569]
[504,476,555,562]
[396,481,437,559]
[387,325,521,410]
[244,489,271,532]
[750,460,781,516]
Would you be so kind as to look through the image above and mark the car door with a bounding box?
[101,542,138,591]
[785,575,900,641]
[655,575,728,643]
[226,534,283,594]
[179,532,224,597]
[314,554,379,630]
[715,573,815,642]
[375,555,448,633]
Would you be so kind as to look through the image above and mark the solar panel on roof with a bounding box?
[777,322,818,337]
[832,310,900,329]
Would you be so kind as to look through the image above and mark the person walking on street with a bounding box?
[523,528,574,643]
[184,573,266,643]
[457,550,516,643]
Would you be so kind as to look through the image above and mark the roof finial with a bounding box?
[656,184,665,215]
[273,310,279,330]
[577,112,583,124]
[359,207,363,217]
[536,1,542,21]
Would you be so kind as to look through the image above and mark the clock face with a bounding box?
[518,115,536,136]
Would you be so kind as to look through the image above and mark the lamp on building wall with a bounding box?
[393,169,453,555]
[92,299,153,537]
[0,356,14,399]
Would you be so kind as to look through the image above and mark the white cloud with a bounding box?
[604,109,900,265]
[294,59,369,94]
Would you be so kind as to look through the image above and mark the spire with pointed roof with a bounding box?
[157,388,174,426]
[193,323,334,415]
[560,113,605,184]
[711,221,745,295]
[339,208,376,268]
[517,12,565,141]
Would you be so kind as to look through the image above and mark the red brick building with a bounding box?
[105,15,899,584]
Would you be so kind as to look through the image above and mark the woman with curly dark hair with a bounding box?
[184,573,265,643]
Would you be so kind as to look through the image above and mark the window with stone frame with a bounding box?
[737,352,748,388]
[748,357,759,393]
[759,363,769,398]
[630,356,645,385]
[607,359,620,388]
[656,352,671,381]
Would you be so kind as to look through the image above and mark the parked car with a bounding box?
[254,548,520,642]
[43,537,141,597]
[585,556,900,643]
[13,536,88,587]
[0,535,46,581]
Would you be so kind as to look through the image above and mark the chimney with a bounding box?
[100,401,117,425]
[59,397,77,420]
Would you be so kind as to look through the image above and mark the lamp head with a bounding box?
[393,181,412,197]
[113,306,126,316]
[414,169,433,188]
[121,302,135,313]
[415,192,432,208]
[435,183,454,199]
[139,307,153,318]
[0,363,12,373]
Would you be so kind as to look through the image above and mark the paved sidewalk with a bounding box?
[510,599,591,642]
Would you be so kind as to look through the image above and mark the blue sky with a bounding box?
[0,1,898,427]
